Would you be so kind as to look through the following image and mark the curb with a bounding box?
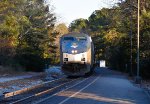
[0,78,62,100]
[144,89,150,99]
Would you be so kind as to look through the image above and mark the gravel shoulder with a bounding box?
[0,66,64,96]
[141,80,150,98]
[127,74,150,99]
[0,72,46,95]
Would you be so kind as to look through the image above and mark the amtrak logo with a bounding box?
[71,43,78,48]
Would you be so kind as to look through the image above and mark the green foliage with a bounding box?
[0,0,57,72]
[69,0,150,78]
[50,23,68,64]
[55,23,68,35]
[88,8,111,32]
[69,18,88,33]
[15,53,45,72]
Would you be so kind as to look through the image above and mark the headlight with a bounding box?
[75,50,77,53]
[71,50,75,53]
[72,50,78,54]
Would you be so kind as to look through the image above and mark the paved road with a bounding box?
[35,67,150,104]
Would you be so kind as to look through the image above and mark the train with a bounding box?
[59,32,94,76]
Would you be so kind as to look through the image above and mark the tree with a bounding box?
[51,23,68,64]
[69,18,88,33]
[0,0,25,66]
[16,0,56,71]
[0,0,57,71]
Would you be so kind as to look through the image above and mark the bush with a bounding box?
[141,59,150,79]
[15,54,45,72]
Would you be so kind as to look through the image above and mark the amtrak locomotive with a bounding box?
[60,32,94,76]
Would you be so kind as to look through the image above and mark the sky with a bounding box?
[48,0,119,26]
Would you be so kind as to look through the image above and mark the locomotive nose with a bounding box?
[62,40,87,54]
[63,52,87,64]
[71,42,78,48]
[70,42,78,54]
[71,50,78,54]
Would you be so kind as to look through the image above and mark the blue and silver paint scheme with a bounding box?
[60,33,94,76]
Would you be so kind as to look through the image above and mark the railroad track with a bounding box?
[0,77,84,104]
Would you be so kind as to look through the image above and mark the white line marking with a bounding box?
[58,77,99,104]
[34,77,91,104]
[11,79,78,104]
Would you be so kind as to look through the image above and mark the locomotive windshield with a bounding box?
[76,37,87,41]
[63,36,87,41]
[63,37,74,41]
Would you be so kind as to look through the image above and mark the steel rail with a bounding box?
[1,77,66,100]
[34,76,92,104]
[9,78,81,104]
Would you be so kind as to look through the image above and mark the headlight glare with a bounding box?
[71,50,75,53]
[75,50,77,53]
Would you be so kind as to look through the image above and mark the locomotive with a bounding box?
[60,32,94,76]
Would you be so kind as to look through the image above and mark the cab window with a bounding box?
[63,37,74,41]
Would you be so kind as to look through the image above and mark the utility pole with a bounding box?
[130,3,133,76]
[135,0,141,83]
